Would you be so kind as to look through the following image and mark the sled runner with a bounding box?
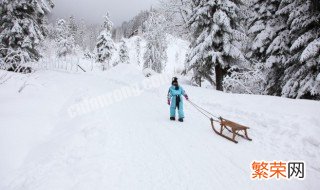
[210,117,252,144]
[187,100,252,144]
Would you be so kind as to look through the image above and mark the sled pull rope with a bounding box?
[187,100,220,122]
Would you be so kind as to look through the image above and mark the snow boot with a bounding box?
[178,118,183,122]
[170,117,175,121]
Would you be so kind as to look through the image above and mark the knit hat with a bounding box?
[172,77,178,85]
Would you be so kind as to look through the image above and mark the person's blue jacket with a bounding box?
[167,85,188,119]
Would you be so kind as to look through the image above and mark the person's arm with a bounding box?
[167,88,172,105]
[181,87,189,100]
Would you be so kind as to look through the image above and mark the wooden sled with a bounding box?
[210,117,252,144]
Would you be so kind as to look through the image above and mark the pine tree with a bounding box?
[0,0,54,66]
[143,12,168,73]
[246,0,290,96]
[119,38,129,64]
[186,0,246,91]
[78,19,87,50]
[56,19,75,57]
[160,0,193,38]
[68,16,78,43]
[135,37,142,66]
[95,12,115,70]
[278,0,320,99]
[246,0,281,63]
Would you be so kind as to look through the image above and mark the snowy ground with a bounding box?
[0,64,320,190]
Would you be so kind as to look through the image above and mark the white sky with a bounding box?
[50,0,159,26]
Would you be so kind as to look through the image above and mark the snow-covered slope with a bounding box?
[0,64,319,190]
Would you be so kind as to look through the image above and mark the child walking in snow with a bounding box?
[167,77,189,122]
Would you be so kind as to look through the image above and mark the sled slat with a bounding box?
[210,118,252,143]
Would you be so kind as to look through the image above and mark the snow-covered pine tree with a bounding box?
[159,0,194,39]
[68,16,78,43]
[135,37,142,66]
[119,38,129,64]
[186,0,246,91]
[95,12,115,70]
[143,12,168,73]
[88,25,100,50]
[77,19,87,50]
[56,19,75,57]
[246,0,290,96]
[0,0,54,67]
[278,0,320,99]
[246,0,281,63]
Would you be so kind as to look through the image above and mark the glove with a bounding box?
[184,95,189,100]
[167,99,170,105]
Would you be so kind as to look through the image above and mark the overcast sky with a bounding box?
[50,0,159,26]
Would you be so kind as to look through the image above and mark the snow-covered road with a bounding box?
[1,65,319,190]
